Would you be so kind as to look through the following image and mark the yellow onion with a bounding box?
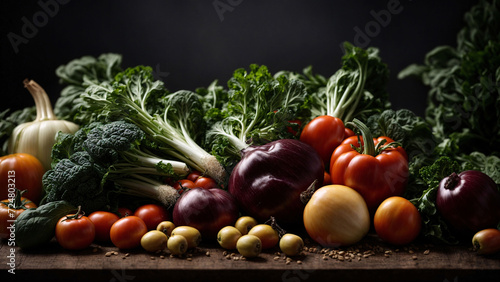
[8,79,79,171]
[303,184,370,247]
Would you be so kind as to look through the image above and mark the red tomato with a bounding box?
[344,127,355,139]
[55,209,96,250]
[374,196,421,245]
[330,135,409,213]
[323,171,332,185]
[173,179,196,195]
[0,190,37,239]
[187,171,203,183]
[88,211,120,242]
[117,207,134,218]
[300,115,345,169]
[110,215,148,249]
[0,153,45,204]
[134,204,170,230]
[194,176,218,189]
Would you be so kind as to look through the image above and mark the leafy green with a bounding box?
[80,66,226,183]
[204,64,310,169]
[43,121,187,212]
[14,200,76,249]
[54,53,123,122]
[398,0,500,157]
[279,42,391,123]
[0,107,36,156]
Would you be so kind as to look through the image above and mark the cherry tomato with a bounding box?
[472,228,500,255]
[194,176,218,189]
[235,216,258,235]
[173,179,196,195]
[300,115,345,169]
[55,207,96,250]
[187,171,203,183]
[0,153,45,204]
[374,196,421,245]
[141,230,168,252]
[248,224,279,249]
[134,204,170,230]
[117,207,134,218]
[0,189,37,239]
[110,215,148,249]
[236,234,262,258]
[344,127,355,139]
[88,211,120,242]
[323,171,332,185]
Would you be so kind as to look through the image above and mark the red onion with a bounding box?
[228,139,324,225]
[172,187,239,240]
[437,170,500,234]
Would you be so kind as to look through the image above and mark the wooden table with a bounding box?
[1,234,499,282]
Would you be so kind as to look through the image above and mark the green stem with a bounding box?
[348,118,376,156]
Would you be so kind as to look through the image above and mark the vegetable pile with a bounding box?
[1,0,499,258]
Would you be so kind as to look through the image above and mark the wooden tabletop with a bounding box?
[1,234,499,282]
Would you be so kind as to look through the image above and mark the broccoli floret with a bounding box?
[42,151,109,213]
[83,121,145,165]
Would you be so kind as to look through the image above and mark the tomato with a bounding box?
[173,179,196,195]
[0,189,37,239]
[117,207,134,218]
[110,216,148,249]
[344,127,355,139]
[88,211,120,242]
[472,228,500,255]
[134,204,170,230]
[330,120,409,213]
[186,170,203,183]
[374,196,421,245]
[323,171,332,185]
[55,207,96,250]
[194,176,218,189]
[248,224,279,249]
[0,153,45,204]
[300,115,345,169]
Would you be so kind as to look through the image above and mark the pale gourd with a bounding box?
[8,79,79,171]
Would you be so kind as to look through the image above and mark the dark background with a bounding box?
[1,0,478,118]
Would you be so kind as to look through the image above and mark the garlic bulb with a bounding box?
[8,79,79,171]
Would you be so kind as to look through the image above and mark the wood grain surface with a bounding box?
[1,234,499,282]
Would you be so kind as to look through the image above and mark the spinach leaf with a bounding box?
[15,201,76,249]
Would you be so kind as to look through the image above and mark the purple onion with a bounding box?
[228,139,324,225]
[437,170,500,234]
[172,187,239,240]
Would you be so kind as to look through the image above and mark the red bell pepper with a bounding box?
[329,119,409,213]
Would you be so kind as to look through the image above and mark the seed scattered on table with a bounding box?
[423,249,430,255]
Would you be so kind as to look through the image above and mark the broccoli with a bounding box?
[42,151,110,213]
[43,120,189,212]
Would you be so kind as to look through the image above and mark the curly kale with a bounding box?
[43,121,188,212]
[42,151,110,213]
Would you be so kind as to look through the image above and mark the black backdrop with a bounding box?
[1,0,478,117]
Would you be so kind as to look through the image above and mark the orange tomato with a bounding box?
[0,153,45,204]
[374,196,421,245]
